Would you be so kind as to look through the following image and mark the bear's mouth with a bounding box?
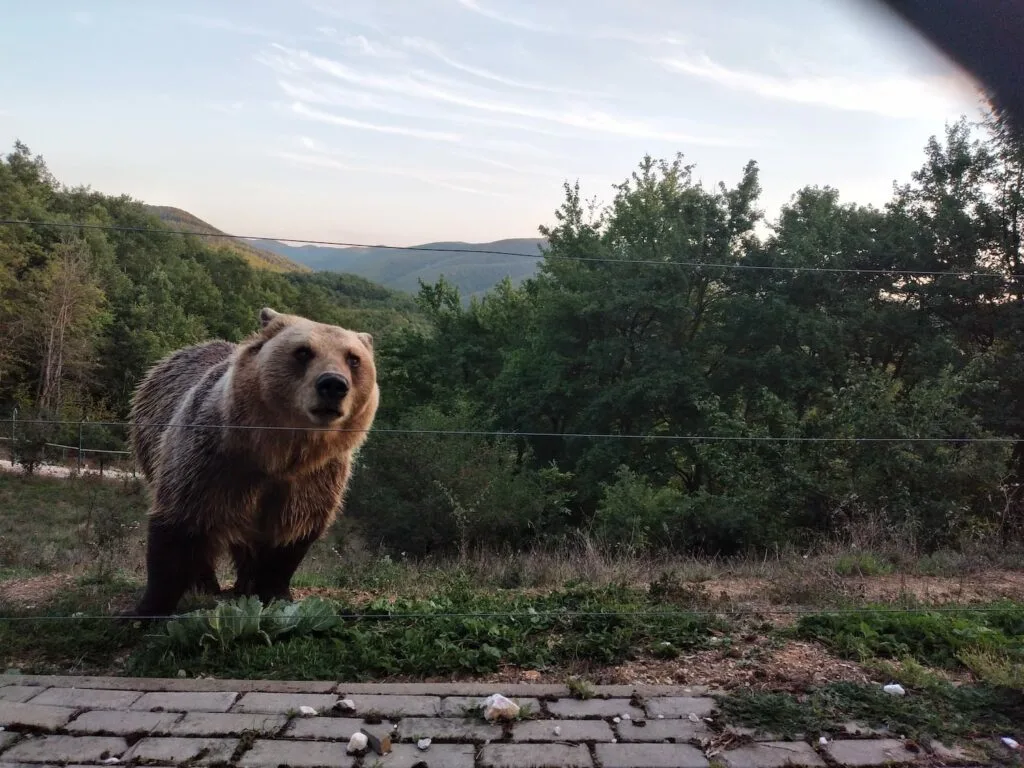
[309,406,343,422]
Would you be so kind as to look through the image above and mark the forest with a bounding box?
[1,105,1022,560]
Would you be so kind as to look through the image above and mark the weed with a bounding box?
[567,676,595,700]
[958,649,1024,689]
[833,552,893,577]
[717,681,1024,742]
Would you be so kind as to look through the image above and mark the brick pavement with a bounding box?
[0,674,1001,766]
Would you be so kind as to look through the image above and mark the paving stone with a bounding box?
[824,739,922,766]
[27,687,142,710]
[237,738,355,767]
[1,675,336,694]
[0,731,18,750]
[596,742,710,768]
[383,743,476,767]
[513,718,615,742]
[841,722,889,737]
[232,692,338,715]
[169,712,288,737]
[0,702,76,730]
[546,697,644,719]
[125,736,238,764]
[286,716,397,742]
[480,742,593,767]
[440,695,541,717]
[344,694,442,717]
[0,735,127,763]
[644,696,716,719]
[616,717,709,742]
[66,709,183,735]
[721,741,826,768]
[928,740,985,763]
[130,691,239,712]
[398,716,503,742]
[0,688,45,704]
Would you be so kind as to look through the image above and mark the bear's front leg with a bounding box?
[133,519,218,618]
[231,533,320,604]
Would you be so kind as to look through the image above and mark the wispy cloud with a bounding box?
[290,102,464,142]
[660,53,969,120]
[273,144,512,198]
[266,45,747,147]
[400,37,598,96]
[454,0,554,33]
[175,13,277,38]
[317,27,404,58]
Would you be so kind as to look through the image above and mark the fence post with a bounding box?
[78,421,84,473]
[10,407,16,464]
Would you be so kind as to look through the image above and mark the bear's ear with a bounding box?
[357,331,374,350]
[259,307,281,328]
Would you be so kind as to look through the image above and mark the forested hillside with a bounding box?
[256,237,546,299]
[2,106,1023,561]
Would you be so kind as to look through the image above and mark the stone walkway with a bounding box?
[0,675,994,767]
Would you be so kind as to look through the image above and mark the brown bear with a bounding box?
[127,307,379,617]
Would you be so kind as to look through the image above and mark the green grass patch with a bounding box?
[127,585,726,680]
[717,681,1024,742]
[833,552,893,577]
[793,602,1024,669]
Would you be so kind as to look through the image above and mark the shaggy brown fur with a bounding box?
[128,307,379,616]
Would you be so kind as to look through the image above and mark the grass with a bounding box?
[717,681,1024,742]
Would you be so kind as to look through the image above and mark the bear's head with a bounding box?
[241,307,379,430]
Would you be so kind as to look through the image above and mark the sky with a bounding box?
[0,0,984,246]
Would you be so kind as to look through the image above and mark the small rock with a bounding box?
[657,714,665,720]
[553,726,561,736]
[611,738,617,743]
[347,732,368,754]
[688,713,700,723]
[1002,737,1020,750]
[299,705,318,716]
[177,669,186,678]
[819,736,828,746]
[335,698,356,714]
[883,683,906,696]
[417,737,432,750]
[100,759,120,766]
[613,716,621,724]
[483,693,520,721]
[621,713,631,720]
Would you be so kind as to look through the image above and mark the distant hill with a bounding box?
[144,206,310,274]
[253,237,548,299]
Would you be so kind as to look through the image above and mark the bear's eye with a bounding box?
[347,353,361,370]
[293,346,315,364]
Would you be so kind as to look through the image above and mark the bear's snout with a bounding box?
[315,371,350,405]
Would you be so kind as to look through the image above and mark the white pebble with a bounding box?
[347,732,368,753]
[100,760,120,766]
[613,716,621,723]
[688,713,700,723]
[553,725,561,736]
[298,705,318,716]
[611,738,618,743]
[657,714,665,719]
[621,713,631,720]
[336,698,356,712]
[417,737,432,750]
[819,736,828,746]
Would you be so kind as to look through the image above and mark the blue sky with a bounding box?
[0,0,982,246]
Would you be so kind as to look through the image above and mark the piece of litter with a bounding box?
[657,714,665,720]
[100,759,120,765]
[483,693,520,721]
[361,728,391,755]
[611,738,618,743]
[176,669,186,678]
[417,737,432,750]
[819,737,828,746]
[347,732,368,754]
[1002,737,1020,750]
[553,726,561,736]
[688,713,700,723]
[882,683,906,696]
[621,713,631,720]
[298,705,318,716]
[613,716,621,724]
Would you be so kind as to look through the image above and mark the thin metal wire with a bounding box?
[0,218,1017,279]
[8,417,1019,443]
[0,604,1019,622]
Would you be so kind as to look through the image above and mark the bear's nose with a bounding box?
[315,372,350,402]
